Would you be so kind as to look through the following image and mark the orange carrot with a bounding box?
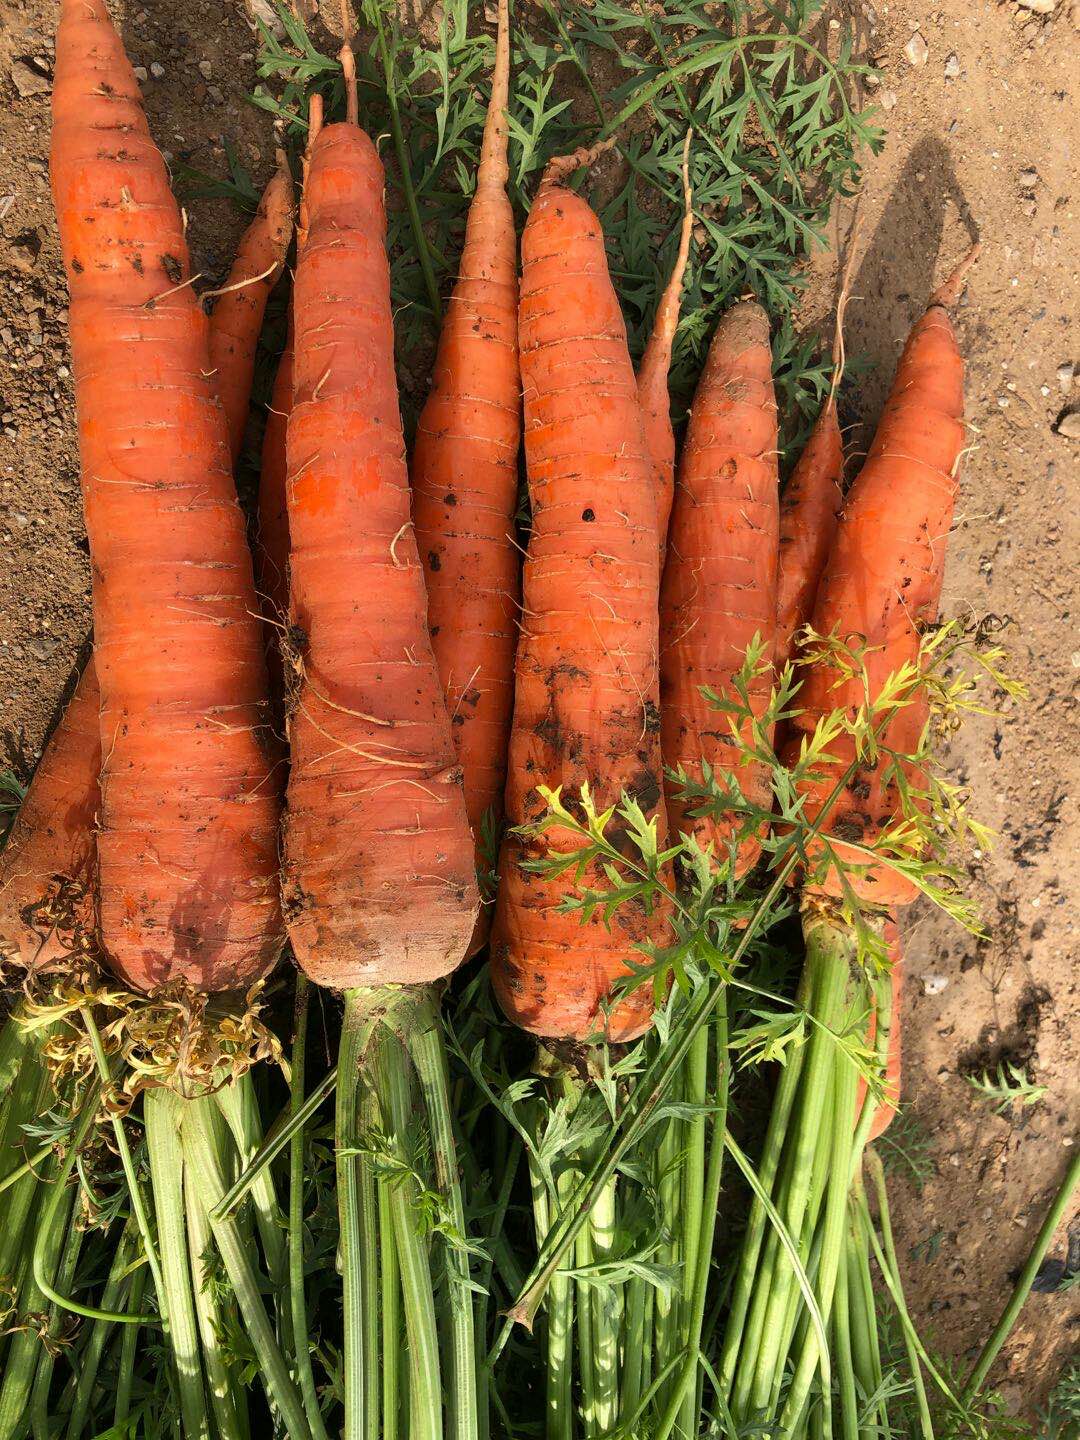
[0,660,100,969]
[775,215,862,673]
[785,245,979,907]
[490,142,668,1043]
[411,0,519,954]
[254,325,293,703]
[660,301,779,874]
[207,155,295,466]
[282,54,477,989]
[50,0,282,993]
[636,134,693,554]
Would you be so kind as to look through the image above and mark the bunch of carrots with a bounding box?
[2,2,1062,1439]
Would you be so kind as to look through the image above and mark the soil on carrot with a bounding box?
[1,0,1076,1415]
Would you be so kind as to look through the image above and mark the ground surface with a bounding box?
[1,0,1077,1416]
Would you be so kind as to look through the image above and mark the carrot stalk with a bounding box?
[0,659,99,969]
[283,49,477,990]
[637,132,693,555]
[411,0,520,956]
[786,245,980,905]
[207,154,295,465]
[50,0,282,993]
[660,300,779,874]
[491,140,669,1042]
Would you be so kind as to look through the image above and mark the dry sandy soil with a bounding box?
[1,0,1077,1417]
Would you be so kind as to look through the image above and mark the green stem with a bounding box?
[289,976,332,1440]
[81,1010,167,1311]
[65,1220,136,1440]
[653,1057,684,1397]
[182,1094,313,1440]
[215,1076,290,1316]
[0,1156,71,1440]
[779,965,862,1438]
[184,1160,248,1440]
[144,1088,211,1440]
[212,1068,337,1223]
[845,1197,883,1440]
[114,1258,147,1429]
[863,1151,936,1440]
[585,1175,619,1437]
[0,1048,54,1288]
[738,942,848,1420]
[31,1211,84,1440]
[337,988,382,1440]
[0,1143,53,1198]
[369,3,442,322]
[476,1135,520,1440]
[529,1140,572,1440]
[832,1234,858,1440]
[653,995,729,1440]
[717,967,811,1394]
[961,1146,1080,1401]
[409,991,478,1440]
[379,1171,401,1440]
[377,1017,444,1440]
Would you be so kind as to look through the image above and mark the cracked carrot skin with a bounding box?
[784,253,977,907]
[775,396,843,672]
[660,301,779,875]
[50,0,282,993]
[490,149,668,1044]
[283,115,478,990]
[411,0,519,955]
[208,157,295,466]
[0,661,100,969]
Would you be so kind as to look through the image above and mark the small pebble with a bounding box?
[10,59,50,97]
[923,974,950,996]
[198,59,213,79]
[1057,361,1075,392]
[150,60,165,79]
[944,51,961,77]
[1055,410,1080,439]
[208,85,224,104]
[1015,0,1055,11]
[1019,166,1038,188]
[133,65,148,81]
[904,30,929,65]
[880,89,898,110]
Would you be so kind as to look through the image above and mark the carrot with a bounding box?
[0,660,100,969]
[50,0,282,993]
[785,245,980,907]
[207,155,295,466]
[254,325,293,701]
[282,51,478,990]
[659,300,779,874]
[490,141,668,1043]
[411,0,519,955]
[859,917,903,1143]
[636,134,693,555]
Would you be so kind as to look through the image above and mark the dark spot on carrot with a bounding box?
[131,254,144,274]
[643,700,661,734]
[161,253,182,284]
[428,551,441,572]
[582,507,595,522]
[71,256,84,273]
[443,492,457,506]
